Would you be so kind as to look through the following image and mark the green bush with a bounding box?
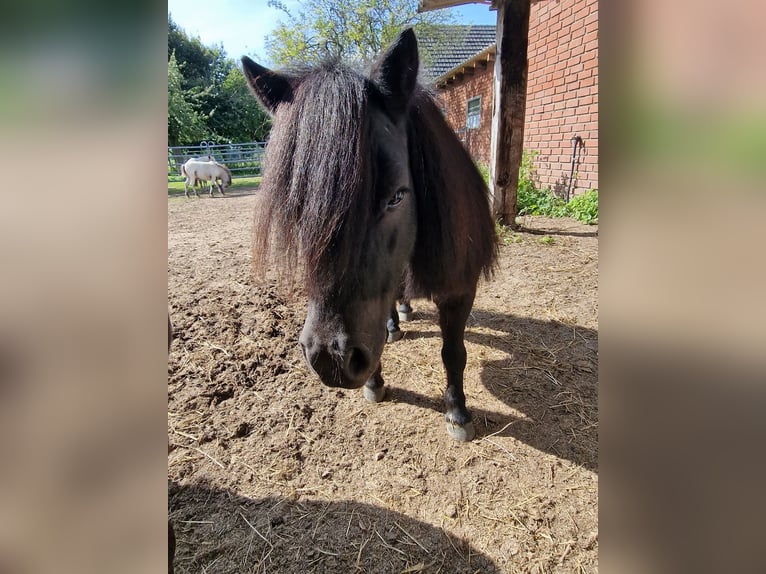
[565,188,599,224]
[477,152,599,224]
[516,150,598,224]
[516,150,567,217]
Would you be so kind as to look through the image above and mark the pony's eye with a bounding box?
[387,188,406,208]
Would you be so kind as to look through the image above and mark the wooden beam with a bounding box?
[489,0,531,228]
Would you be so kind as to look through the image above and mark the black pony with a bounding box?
[242,28,497,441]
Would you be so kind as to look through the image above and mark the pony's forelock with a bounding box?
[252,61,373,292]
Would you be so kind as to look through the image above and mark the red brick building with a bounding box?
[425,0,598,196]
[421,26,497,166]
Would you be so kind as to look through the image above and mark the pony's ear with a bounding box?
[241,56,292,114]
[371,28,419,116]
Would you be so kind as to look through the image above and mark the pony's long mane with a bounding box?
[252,60,497,298]
[405,89,498,298]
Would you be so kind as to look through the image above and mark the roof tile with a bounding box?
[419,25,497,81]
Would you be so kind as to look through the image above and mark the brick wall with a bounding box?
[435,61,495,166]
[526,0,598,195]
[435,0,598,196]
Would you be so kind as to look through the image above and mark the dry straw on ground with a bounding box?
[169,190,598,573]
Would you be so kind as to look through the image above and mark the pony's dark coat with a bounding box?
[245,28,498,441]
[251,60,497,299]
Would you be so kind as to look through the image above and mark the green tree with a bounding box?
[208,67,272,142]
[167,51,206,147]
[265,0,455,66]
[168,14,273,144]
[168,15,216,90]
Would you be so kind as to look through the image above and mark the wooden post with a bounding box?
[489,0,531,228]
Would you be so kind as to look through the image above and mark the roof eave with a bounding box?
[433,44,497,88]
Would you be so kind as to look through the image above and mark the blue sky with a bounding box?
[168,0,497,65]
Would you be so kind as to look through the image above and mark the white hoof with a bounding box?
[363,385,385,403]
[445,420,475,442]
[387,329,403,343]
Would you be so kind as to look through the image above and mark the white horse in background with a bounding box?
[179,155,216,193]
[181,159,232,198]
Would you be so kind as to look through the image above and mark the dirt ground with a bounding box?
[168,188,598,573]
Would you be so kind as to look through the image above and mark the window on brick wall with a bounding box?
[466,96,481,129]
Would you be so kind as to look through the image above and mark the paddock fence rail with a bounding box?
[168,141,267,181]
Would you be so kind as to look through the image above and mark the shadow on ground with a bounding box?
[387,308,598,472]
[516,224,598,238]
[169,481,501,573]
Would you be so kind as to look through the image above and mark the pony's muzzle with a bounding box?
[299,333,372,388]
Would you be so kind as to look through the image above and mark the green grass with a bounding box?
[495,221,523,245]
[168,176,262,195]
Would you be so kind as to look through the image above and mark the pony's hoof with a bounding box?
[363,385,385,403]
[398,303,413,322]
[387,328,403,343]
[445,420,475,442]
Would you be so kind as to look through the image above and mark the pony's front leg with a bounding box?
[363,363,386,403]
[436,292,476,441]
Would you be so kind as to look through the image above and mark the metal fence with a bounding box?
[168,141,267,181]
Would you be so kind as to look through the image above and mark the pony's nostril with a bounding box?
[347,346,371,379]
[307,348,338,384]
